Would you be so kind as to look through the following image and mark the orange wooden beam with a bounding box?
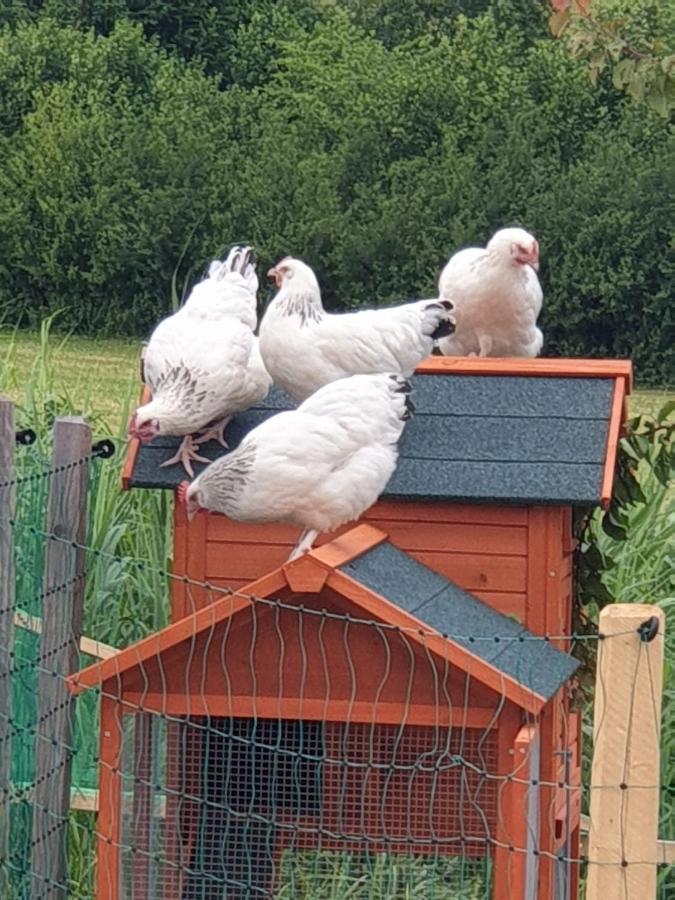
[95,698,123,900]
[494,722,538,900]
[415,355,633,390]
[600,377,626,510]
[121,693,500,729]
[305,524,387,569]
[121,385,150,491]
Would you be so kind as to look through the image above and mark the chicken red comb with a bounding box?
[177,481,190,505]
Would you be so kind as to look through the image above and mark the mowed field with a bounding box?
[0,329,672,430]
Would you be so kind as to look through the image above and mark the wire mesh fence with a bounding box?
[0,412,672,899]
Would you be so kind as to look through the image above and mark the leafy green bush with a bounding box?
[0,7,671,382]
[0,20,237,334]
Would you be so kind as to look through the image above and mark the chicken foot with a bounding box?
[287,528,320,562]
[160,434,211,478]
[194,417,231,448]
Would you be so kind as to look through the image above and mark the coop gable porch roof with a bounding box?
[69,525,578,714]
[123,357,631,508]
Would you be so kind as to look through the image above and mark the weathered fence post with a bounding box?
[0,398,16,895]
[586,603,665,900]
[31,417,91,899]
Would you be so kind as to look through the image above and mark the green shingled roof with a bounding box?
[128,371,617,505]
[340,541,578,702]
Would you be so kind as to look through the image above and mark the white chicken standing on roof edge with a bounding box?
[437,227,543,359]
[129,245,272,477]
[258,257,454,402]
[177,372,414,561]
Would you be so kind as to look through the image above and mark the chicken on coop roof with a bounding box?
[124,357,632,509]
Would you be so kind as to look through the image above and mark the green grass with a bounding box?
[1,328,671,429]
[0,326,141,431]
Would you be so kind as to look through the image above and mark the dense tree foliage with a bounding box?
[0,1,671,382]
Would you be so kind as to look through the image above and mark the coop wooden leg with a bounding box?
[96,698,122,900]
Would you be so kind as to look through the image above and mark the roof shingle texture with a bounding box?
[340,541,579,701]
[128,373,614,505]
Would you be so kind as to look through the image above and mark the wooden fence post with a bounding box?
[586,603,665,900]
[31,417,91,899]
[0,398,16,895]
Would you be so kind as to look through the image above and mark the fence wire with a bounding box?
[0,445,672,900]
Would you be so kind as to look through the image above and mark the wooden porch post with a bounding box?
[586,604,665,900]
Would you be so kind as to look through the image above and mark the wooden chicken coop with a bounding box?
[76,357,631,900]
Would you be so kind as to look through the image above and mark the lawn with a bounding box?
[0,329,671,430]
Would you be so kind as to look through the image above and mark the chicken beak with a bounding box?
[267,266,277,280]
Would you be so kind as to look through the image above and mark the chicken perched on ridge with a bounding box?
[129,246,271,476]
[437,227,543,358]
[258,257,454,402]
[178,373,413,560]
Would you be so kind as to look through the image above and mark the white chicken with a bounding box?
[436,227,543,358]
[178,372,413,560]
[258,257,454,402]
[129,246,272,476]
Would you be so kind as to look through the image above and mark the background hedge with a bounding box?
[0,2,671,383]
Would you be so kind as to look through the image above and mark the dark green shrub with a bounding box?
[0,8,670,382]
[0,21,236,334]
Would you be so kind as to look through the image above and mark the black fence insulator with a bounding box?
[15,428,36,446]
[92,439,115,460]
[637,616,659,643]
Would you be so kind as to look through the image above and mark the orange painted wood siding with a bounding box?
[172,499,530,623]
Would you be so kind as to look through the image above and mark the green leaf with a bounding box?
[602,516,627,541]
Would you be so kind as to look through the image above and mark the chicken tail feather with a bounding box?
[418,300,456,341]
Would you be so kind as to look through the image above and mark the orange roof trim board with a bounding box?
[68,524,552,715]
[121,385,150,491]
[600,377,627,510]
[415,356,633,391]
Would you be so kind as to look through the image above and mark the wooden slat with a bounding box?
[205,541,296,582]
[365,519,527,555]
[472,591,527,620]
[121,385,150,491]
[96,698,123,900]
[404,550,527,593]
[600,378,626,510]
[299,524,387,569]
[206,543,527,593]
[13,609,117,660]
[415,355,633,390]
[206,517,303,544]
[366,500,529,526]
[587,604,665,900]
[0,397,15,895]
[132,713,155,897]
[121,693,501,729]
[31,417,91,899]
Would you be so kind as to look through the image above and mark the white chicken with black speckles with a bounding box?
[179,372,414,560]
[258,257,454,402]
[437,227,543,359]
[128,246,271,476]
